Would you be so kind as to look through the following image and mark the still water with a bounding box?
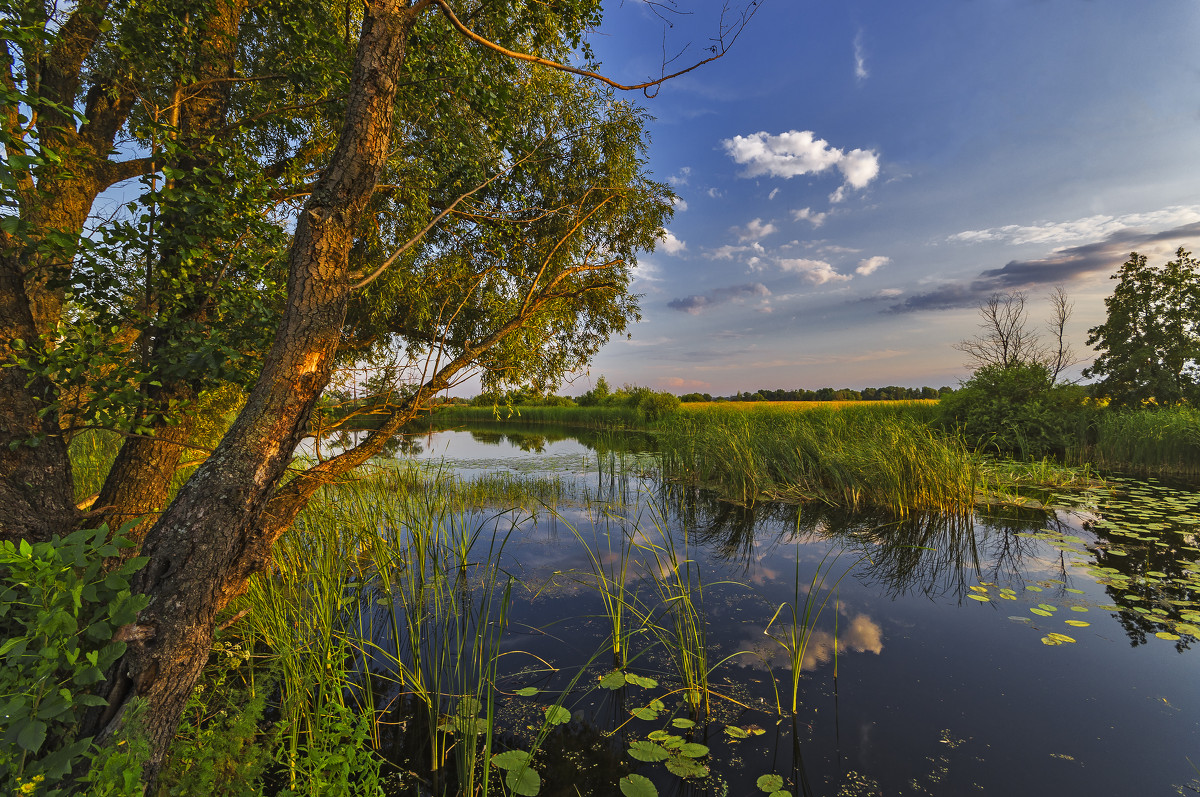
[374,424,1200,796]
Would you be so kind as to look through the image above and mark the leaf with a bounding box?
[505,766,542,796]
[514,687,539,697]
[628,740,669,762]
[599,670,627,690]
[491,750,533,771]
[967,594,990,602]
[17,719,47,752]
[725,725,750,739]
[678,742,709,758]
[1156,631,1182,641]
[620,774,658,797]
[1064,620,1090,627]
[758,774,785,792]
[671,718,696,729]
[544,705,571,725]
[665,756,709,778]
[625,673,658,689]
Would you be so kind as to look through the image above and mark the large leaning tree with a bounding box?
[1085,247,1200,407]
[1,0,760,782]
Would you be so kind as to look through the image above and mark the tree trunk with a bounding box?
[89,396,197,547]
[0,248,77,544]
[86,1,424,783]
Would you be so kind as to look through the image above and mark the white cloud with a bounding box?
[657,228,686,255]
[734,217,777,243]
[710,244,749,260]
[631,259,662,284]
[672,196,688,212]
[948,205,1200,247]
[722,130,881,202]
[855,255,890,276]
[768,188,780,201]
[668,166,691,186]
[854,30,868,81]
[707,187,723,199]
[874,288,903,298]
[778,258,851,285]
[792,207,828,227]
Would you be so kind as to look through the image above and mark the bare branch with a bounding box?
[426,0,761,97]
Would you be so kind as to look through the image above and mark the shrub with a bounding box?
[937,362,1086,459]
[0,524,148,793]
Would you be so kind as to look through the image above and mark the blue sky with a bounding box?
[563,0,1200,395]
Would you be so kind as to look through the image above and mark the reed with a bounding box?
[658,403,977,515]
[764,546,861,716]
[1071,406,1200,477]
[563,509,645,670]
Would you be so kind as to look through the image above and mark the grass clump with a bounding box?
[657,403,977,515]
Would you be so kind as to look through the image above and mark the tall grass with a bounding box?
[1071,406,1200,477]
[658,403,977,515]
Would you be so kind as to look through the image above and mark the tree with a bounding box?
[1085,248,1200,407]
[2,0,761,783]
[953,287,1077,382]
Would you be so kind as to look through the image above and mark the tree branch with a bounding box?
[427,0,760,97]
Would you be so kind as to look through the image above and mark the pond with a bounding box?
[362,424,1200,796]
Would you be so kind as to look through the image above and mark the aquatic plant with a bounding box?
[763,547,864,716]
[658,403,977,514]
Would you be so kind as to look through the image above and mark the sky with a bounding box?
[555,0,1200,396]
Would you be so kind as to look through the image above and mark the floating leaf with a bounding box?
[1070,606,1089,613]
[967,594,990,602]
[665,757,709,778]
[1037,604,1058,612]
[514,687,539,697]
[544,705,571,725]
[647,730,676,742]
[1030,608,1053,617]
[679,742,709,758]
[1064,620,1090,627]
[491,750,533,771]
[724,725,750,739]
[628,740,669,762]
[672,718,696,729]
[599,671,626,690]
[757,774,785,792]
[620,774,658,797]
[505,767,541,796]
[1156,631,1182,641]
[626,673,659,689]
[1025,585,1043,592]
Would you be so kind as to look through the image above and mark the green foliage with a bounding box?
[1085,248,1200,407]
[937,362,1087,459]
[0,524,148,792]
[156,641,273,797]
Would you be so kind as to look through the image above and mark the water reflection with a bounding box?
[355,421,1200,796]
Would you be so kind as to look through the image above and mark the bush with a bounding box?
[0,524,149,793]
[937,363,1086,459]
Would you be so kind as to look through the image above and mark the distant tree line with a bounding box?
[680,385,952,403]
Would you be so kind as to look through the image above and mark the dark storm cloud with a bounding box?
[888,221,1200,313]
[668,283,770,315]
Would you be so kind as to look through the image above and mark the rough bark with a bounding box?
[0,249,77,544]
[89,394,197,547]
[86,1,425,783]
